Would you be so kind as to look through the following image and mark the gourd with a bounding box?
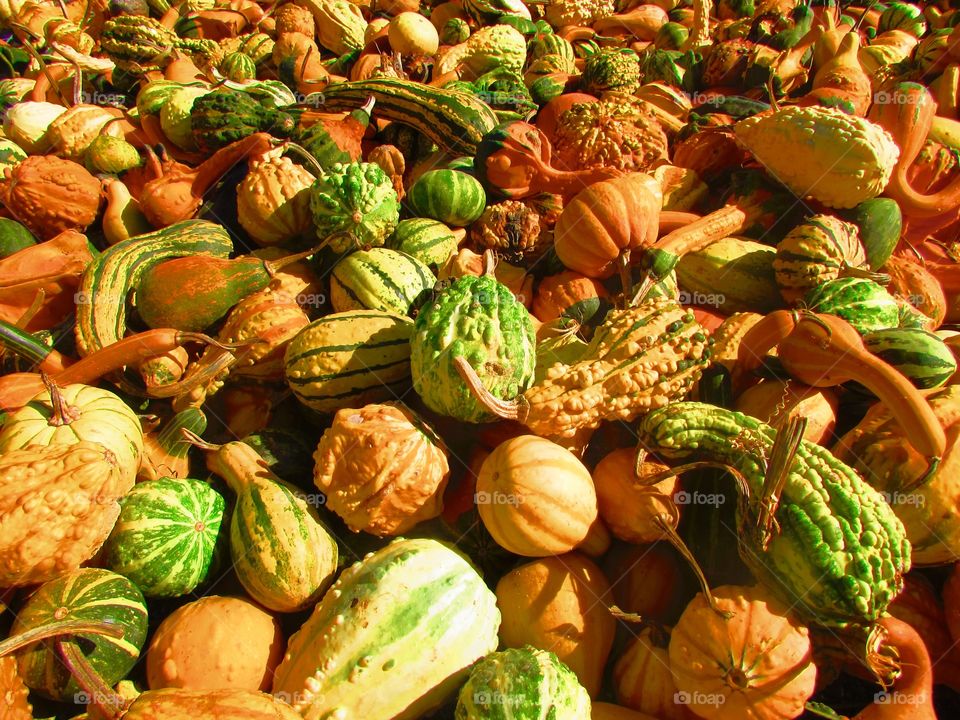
[613,628,689,720]
[313,402,450,536]
[0,655,30,719]
[145,595,284,692]
[0,154,102,239]
[734,380,839,444]
[3,568,148,701]
[406,169,486,227]
[271,537,501,720]
[297,97,375,169]
[734,105,900,208]
[189,89,297,153]
[455,647,591,719]
[456,299,710,442]
[533,271,608,323]
[388,11,439,55]
[160,86,211,151]
[2,100,66,153]
[803,277,901,334]
[237,149,316,247]
[309,161,400,253]
[411,271,536,424]
[100,16,222,73]
[669,584,817,720]
[475,434,599,556]
[0,442,131,587]
[495,553,615,697]
[329,247,435,315]
[635,402,910,628]
[0,381,144,484]
[553,172,662,279]
[45,103,124,161]
[122,689,303,719]
[881,254,946,331]
[592,704,661,720]
[101,476,227,598]
[676,237,785,314]
[861,328,957,390]
[295,0,366,55]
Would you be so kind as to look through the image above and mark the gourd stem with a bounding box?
[616,250,632,309]
[481,249,497,277]
[838,265,890,285]
[0,620,124,657]
[180,427,221,451]
[453,356,526,421]
[654,514,732,618]
[634,452,752,501]
[40,371,80,426]
[264,242,327,277]
[144,349,235,398]
[281,141,325,177]
[57,638,128,720]
[14,288,46,330]
[754,415,807,551]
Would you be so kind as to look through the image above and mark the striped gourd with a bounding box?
[388,217,460,269]
[284,310,414,413]
[271,537,501,720]
[803,277,901,335]
[203,440,338,614]
[330,248,436,316]
[877,2,926,37]
[456,647,590,720]
[102,477,227,598]
[861,328,957,390]
[774,215,869,305]
[407,169,487,227]
[411,274,536,423]
[302,78,499,156]
[11,568,148,701]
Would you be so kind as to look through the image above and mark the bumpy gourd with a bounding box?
[309,161,400,253]
[635,402,910,627]
[237,150,315,247]
[190,90,297,153]
[580,48,642,96]
[100,16,222,73]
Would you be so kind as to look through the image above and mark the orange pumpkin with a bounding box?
[881,254,947,330]
[553,172,662,278]
[669,585,817,720]
[592,447,679,544]
[476,434,599,557]
[615,627,694,720]
[495,553,616,697]
[0,655,31,719]
[535,92,600,142]
[533,270,608,323]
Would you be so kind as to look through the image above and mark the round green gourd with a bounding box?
[330,247,436,316]
[0,217,36,258]
[221,50,257,81]
[455,647,591,720]
[803,277,901,335]
[388,217,460,269]
[11,568,148,702]
[102,476,227,598]
[0,138,26,173]
[406,169,486,227]
[159,86,210,151]
[411,274,535,423]
[839,197,902,270]
[310,161,400,253]
[861,327,957,390]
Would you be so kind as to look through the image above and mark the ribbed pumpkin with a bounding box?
[533,270,609,323]
[312,403,450,536]
[11,568,149,702]
[614,628,691,720]
[476,434,598,556]
[592,447,679,544]
[553,172,662,278]
[669,585,817,720]
[330,247,436,315]
[237,150,315,247]
[146,595,284,692]
[122,689,303,719]
[102,476,227,598]
[0,382,143,484]
[495,553,616,697]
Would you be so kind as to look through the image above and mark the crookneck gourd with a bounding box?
[456,298,711,442]
[634,402,910,629]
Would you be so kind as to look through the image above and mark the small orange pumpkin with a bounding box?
[592,447,679,544]
[614,627,694,720]
[533,270,608,322]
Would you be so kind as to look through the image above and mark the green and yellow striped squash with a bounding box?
[388,217,460,269]
[102,477,227,598]
[11,568,149,702]
[861,327,957,390]
[330,247,436,316]
[455,647,591,720]
[284,310,414,413]
[411,274,536,423]
[271,537,500,720]
[406,169,487,227]
[803,277,901,335]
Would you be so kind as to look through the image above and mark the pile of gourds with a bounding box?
[1,0,960,717]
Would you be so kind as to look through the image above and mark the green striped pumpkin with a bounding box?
[102,477,227,598]
[861,328,957,390]
[11,568,148,702]
[411,274,536,423]
[284,310,414,413]
[388,217,460,269]
[877,2,926,37]
[803,277,901,335]
[330,247,436,316]
[271,537,501,720]
[455,647,591,720]
[407,169,486,227]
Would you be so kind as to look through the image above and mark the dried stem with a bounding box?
[453,356,525,421]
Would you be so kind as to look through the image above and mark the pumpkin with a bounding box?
[533,270,609,323]
[236,149,315,247]
[669,584,817,720]
[889,573,953,669]
[312,403,450,536]
[614,627,692,720]
[0,381,144,484]
[122,688,303,719]
[496,553,615,697]
[881,254,947,330]
[602,542,694,625]
[476,434,599,557]
[146,595,284,692]
[553,172,662,278]
[734,379,840,445]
